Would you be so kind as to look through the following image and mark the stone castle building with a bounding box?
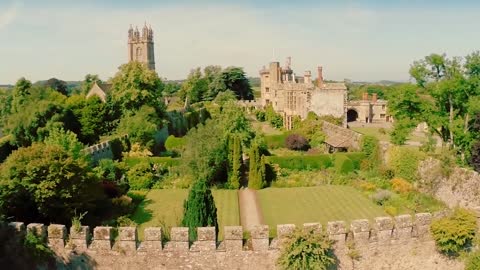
[128,24,155,70]
[347,92,393,123]
[259,58,347,129]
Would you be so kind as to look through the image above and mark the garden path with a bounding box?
[238,188,264,230]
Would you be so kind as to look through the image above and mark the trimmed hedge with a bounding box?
[164,135,186,153]
[125,157,181,168]
[266,155,333,170]
[334,155,355,174]
[265,134,288,149]
[333,152,366,170]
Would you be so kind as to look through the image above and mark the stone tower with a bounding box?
[128,24,155,70]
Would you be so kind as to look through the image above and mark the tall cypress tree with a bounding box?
[248,142,265,189]
[228,136,241,189]
[181,180,218,240]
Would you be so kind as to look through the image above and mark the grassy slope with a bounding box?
[257,186,386,234]
[131,189,239,240]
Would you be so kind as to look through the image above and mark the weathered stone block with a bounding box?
[225,239,243,251]
[303,223,322,234]
[90,227,113,250]
[393,215,413,240]
[224,226,243,240]
[413,213,432,239]
[374,217,393,243]
[48,224,66,249]
[27,223,46,241]
[327,221,347,245]
[9,222,25,233]
[351,219,370,244]
[197,227,216,241]
[251,225,269,239]
[277,224,295,239]
[68,226,89,250]
[117,227,137,252]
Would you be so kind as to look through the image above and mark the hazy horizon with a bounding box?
[1,0,479,84]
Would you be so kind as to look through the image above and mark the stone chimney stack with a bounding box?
[372,93,378,103]
[304,70,312,84]
[317,66,323,88]
[363,92,369,101]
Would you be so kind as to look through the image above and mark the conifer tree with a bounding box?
[181,180,218,240]
[248,142,265,189]
[228,136,241,189]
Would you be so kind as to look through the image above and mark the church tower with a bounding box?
[128,23,155,70]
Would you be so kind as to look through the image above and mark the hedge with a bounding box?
[265,134,288,149]
[125,157,181,168]
[164,135,186,152]
[334,155,355,174]
[333,152,366,170]
[266,155,333,170]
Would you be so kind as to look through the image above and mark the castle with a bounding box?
[259,58,393,129]
[259,58,348,129]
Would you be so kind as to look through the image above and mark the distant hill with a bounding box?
[0,84,13,89]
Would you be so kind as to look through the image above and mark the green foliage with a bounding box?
[110,61,165,115]
[266,155,333,171]
[255,110,266,122]
[265,104,283,128]
[167,108,210,137]
[360,135,381,169]
[277,228,336,270]
[81,74,102,95]
[387,146,425,181]
[466,251,480,270]
[44,127,85,160]
[0,136,16,163]
[227,135,242,189]
[390,118,416,145]
[285,133,310,151]
[67,94,109,144]
[249,143,266,189]
[265,133,287,149]
[292,112,326,147]
[117,105,162,152]
[431,208,477,256]
[181,180,218,240]
[0,143,105,225]
[334,155,355,174]
[125,156,181,168]
[164,135,186,154]
[72,211,88,233]
[126,162,157,190]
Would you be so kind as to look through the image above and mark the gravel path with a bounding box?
[238,188,264,230]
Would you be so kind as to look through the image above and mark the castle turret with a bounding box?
[128,25,133,40]
[128,23,155,71]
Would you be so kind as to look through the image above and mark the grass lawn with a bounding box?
[257,186,387,235]
[131,189,239,240]
[350,127,391,141]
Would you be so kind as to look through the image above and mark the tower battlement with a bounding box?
[127,23,155,70]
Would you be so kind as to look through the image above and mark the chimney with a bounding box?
[362,92,369,101]
[304,70,312,84]
[317,66,323,88]
[372,93,378,103]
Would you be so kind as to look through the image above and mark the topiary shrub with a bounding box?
[285,134,310,151]
[334,155,355,174]
[430,208,477,256]
[277,228,336,270]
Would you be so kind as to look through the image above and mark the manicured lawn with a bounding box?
[131,189,239,240]
[350,127,391,142]
[257,186,387,235]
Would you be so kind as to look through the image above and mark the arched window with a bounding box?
[136,47,142,60]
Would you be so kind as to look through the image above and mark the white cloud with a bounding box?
[0,1,20,30]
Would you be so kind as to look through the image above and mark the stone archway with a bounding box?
[347,109,359,122]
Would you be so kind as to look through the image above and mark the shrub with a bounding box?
[285,134,310,151]
[182,180,218,241]
[277,228,336,270]
[164,135,186,154]
[265,134,287,149]
[430,208,477,256]
[266,155,333,171]
[255,110,266,121]
[360,135,381,170]
[387,146,425,182]
[334,152,366,170]
[334,155,355,174]
[126,162,156,189]
[370,189,393,205]
[466,251,480,270]
[391,178,414,194]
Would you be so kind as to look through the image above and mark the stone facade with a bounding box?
[128,24,155,70]
[259,58,347,129]
[347,92,393,123]
[8,212,468,269]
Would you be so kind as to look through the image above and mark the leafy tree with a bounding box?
[360,135,381,169]
[110,61,165,116]
[430,208,477,256]
[227,135,242,189]
[277,228,336,270]
[214,90,237,106]
[66,95,108,144]
[116,105,163,152]
[163,81,181,96]
[209,67,253,100]
[265,104,283,128]
[181,180,218,240]
[11,77,32,113]
[126,162,157,190]
[179,67,208,104]
[44,127,85,160]
[42,78,68,96]
[0,143,105,224]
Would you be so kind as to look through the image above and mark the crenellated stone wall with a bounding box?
[8,211,468,269]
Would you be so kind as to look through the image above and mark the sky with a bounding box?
[0,0,479,84]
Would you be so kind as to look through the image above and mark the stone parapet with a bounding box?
[90,226,113,251]
[48,224,67,249]
[251,225,269,251]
